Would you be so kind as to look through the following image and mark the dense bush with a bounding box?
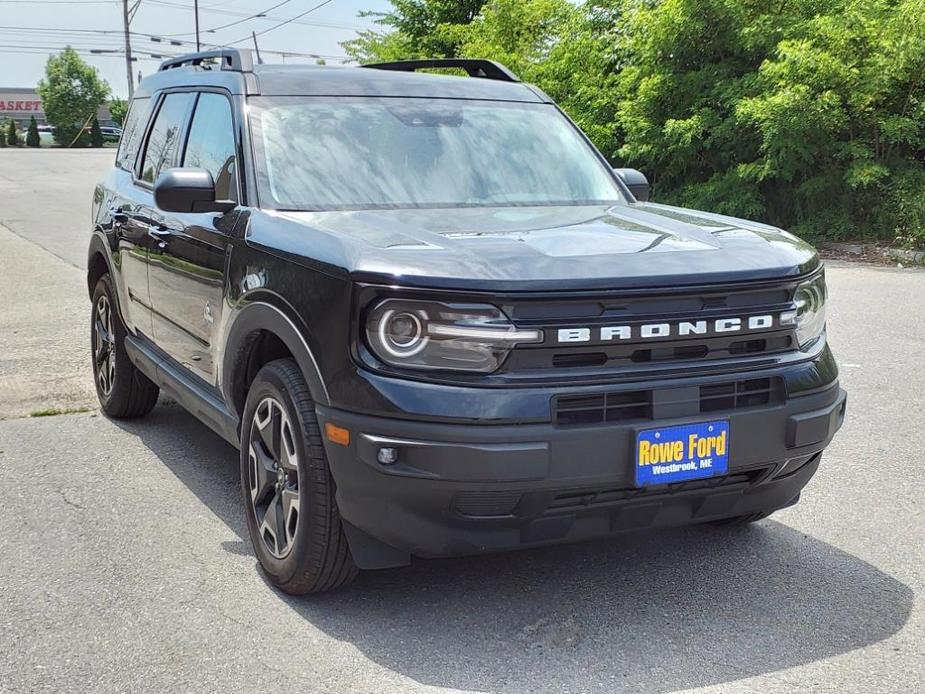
[89,116,103,147]
[6,119,18,146]
[26,116,40,147]
[345,0,925,247]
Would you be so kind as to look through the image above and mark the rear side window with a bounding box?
[183,93,238,202]
[140,92,194,184]
[115,97,151,172]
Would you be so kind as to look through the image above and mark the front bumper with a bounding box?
[317,379,846,569]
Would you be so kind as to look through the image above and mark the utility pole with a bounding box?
[122,0,134,97]
[194,0,200,50]
[251,31,262,64]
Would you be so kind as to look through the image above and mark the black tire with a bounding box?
[240,358,357,594]
[91,273,159,418]
[709,510,773,526]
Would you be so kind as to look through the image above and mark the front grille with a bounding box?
[554,390,652,426]
[700,377,784,412]
[553,377,784,426]
[545,466,770,514]
[496,278,801,378]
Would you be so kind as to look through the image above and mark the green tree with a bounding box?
[108,98,128,126]
[0,121,6,148]
[26,116,40,147]
[343,0,488,61]
[345,0,925,246]
[89,116,103,147]
[6,119,18,146]
[456,0,576,80]
[36,46,110,147]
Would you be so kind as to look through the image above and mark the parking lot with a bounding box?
[0,149,922,693]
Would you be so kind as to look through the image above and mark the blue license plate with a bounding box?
[635,420,729,487]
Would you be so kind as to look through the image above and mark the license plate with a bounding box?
[635,420,729,487]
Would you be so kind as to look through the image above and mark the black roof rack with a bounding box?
[159,48,254,73]
[362,59,520,83]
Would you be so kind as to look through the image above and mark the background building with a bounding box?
[0,88,114,127]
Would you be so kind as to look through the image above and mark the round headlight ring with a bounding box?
[377,309,429,358]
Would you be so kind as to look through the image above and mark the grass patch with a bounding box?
[30,406,94,418]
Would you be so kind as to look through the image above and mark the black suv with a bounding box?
[88,49,846,593]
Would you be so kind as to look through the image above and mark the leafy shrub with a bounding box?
[6,119,19,146]
[26,116,40,147]
[89,116,103,147]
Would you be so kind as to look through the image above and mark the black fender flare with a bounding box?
[221,299,330,413]
[86,231,114,295]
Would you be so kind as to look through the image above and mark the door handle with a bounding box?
[109,205,128,225]
[147,225,174,249]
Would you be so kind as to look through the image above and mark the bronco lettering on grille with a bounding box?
[556,313,789,344]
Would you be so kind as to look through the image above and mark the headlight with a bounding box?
[365,299,543,373]
[784,272,827,349]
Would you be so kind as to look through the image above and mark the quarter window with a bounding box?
[140,92,194,184]
[183,93,238,202]
[115,97,151,172]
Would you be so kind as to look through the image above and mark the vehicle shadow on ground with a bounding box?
[118,404,913,694]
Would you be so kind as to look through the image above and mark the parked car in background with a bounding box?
[100,126,122,143]
[37,124,54,146]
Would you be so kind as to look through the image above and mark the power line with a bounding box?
[0,32,348,61]
[225,0,335,45]
[0,1,118,4]
[144,0,361,37]
[147,0,295,36]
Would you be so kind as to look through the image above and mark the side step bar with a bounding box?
[124,334,240,448]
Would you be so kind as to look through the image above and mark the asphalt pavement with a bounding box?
[0,150,922,693]
[0,148,114,269]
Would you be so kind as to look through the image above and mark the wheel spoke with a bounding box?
[248,444,276,505]
[281,488,299,547]
[259,490,284,555]
[256,401,282,459]
[95,317,113,348]
[278,419,298,471]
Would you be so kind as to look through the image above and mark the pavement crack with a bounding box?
[57,490,86,510]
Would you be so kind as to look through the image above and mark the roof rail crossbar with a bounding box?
[159,48,254,73]
[362,59,520,83]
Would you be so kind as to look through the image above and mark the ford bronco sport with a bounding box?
[88,50,846,593]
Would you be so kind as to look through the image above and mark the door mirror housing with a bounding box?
[154,168,236,214]
[614,168,650,202]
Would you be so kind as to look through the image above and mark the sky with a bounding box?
[1,0,392,97]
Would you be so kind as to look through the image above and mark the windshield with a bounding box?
[249,97,625,211]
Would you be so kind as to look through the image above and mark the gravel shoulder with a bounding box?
[0,223,96,419]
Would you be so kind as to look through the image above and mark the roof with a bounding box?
[135,56,548,103]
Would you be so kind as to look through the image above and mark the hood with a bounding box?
[245,202,819,291]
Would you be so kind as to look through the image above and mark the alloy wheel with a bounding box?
[94,294,116,397]
[248,397,301,559]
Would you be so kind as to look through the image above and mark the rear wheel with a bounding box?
[90,273,159,418]
[240,358,357,594]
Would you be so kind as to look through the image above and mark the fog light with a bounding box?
[377,447,399,465]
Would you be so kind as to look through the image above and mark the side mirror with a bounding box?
[614,168,650,203]
[154,168,235,214]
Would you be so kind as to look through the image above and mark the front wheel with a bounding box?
[240,359,357,594]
